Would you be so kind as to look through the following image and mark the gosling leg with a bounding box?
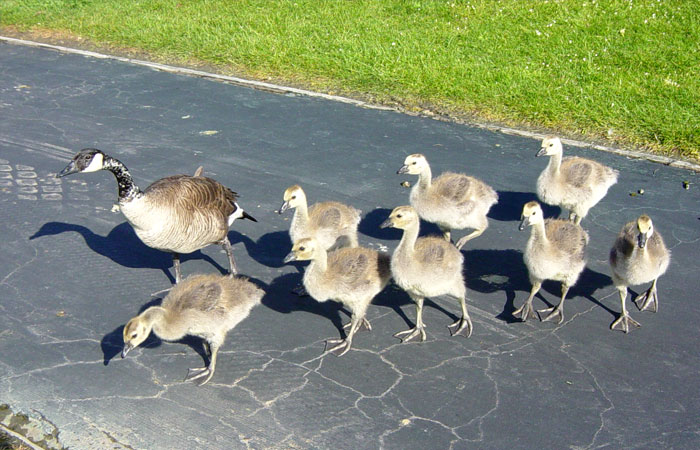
[185,340,220,386]
[611,286,641,333]
[343,317,371,332]
[634,278,659,313]
[455,228,485,250]
[394,296,427,343]
[513,281,541,322]
[447,295,472,338]
[538,283,569,324]
[439,227,452,243]
[325,308,366,356]
[220,236,238,276]
[172,253,182,283]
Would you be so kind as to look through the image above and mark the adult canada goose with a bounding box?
[397,154,498,249]
[536,136,618,225]
[279,185,361,250]
[609,215,670,333]
[57,148,257,282]
[283,237,391,356]
[121,273,263,385]
[380,206,472,342]
[514,201,588,324]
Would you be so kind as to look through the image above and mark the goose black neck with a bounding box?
[103,156,141,201]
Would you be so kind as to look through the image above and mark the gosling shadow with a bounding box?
[358,208,402,241]
[462,248,532,323]
[228,229,293,269]
[488,191,561,222]
[30,221,226,283]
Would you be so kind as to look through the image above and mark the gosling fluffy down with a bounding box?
[536,136,618,225]
[122,273,263,385]
[279,185,361,251]
[380,205,473,342]
[609,215,670,333]
[514,201,588,324]
[284,237,391,356]
[397,154,498,249]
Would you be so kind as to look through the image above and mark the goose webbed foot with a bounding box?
[447,317,472,338]
[610,313,641,333]
[291,283,309,297]
[324,338,352,357]
[394,326,426,343]
[633,288,658,313]
[184,366,214,386]
[343,318,371,332]
[512,301,537,322]
[538,305,564,324]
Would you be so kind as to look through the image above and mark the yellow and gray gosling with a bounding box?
[397,153,498,249]
[283,237,391,356]
[609,215,670,333]
[57,149,257,283]
[122,273,263,385]
[536,137,618,225]
[515,201,588,324]
[279,184,361,251]
[380,206,472,342]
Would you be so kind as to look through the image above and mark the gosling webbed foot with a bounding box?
[538,306,564,324]
[394,326,426,343]
[343,318,371,332]
[633,288,658,313]
[512,301,537,322]
[324,338,352,357]
[610,313,641,333]
[447,317,472,338]
[184,366,214,386]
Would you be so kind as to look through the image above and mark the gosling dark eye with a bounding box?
[411,161,417,165]
[549,143,553,147]
[291,195,296,199]
[397,214,402,218]
[299,246,305,251]
[131,333,137,338]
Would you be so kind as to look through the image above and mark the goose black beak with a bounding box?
[518,217,529,231]
[536,148,547,157]
[278,201,289,214]
[638,233,648,249]
[396,165,409,174]
[283,251,297,264]
[121,343,134,358]
[379,218,394,229]
[56,161,79,178]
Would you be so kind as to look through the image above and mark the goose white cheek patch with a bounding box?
[83,153,104,173]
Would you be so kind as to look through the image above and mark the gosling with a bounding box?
[279,185,361,250]
[380,206,472,342]
[283,237,391,356]
[609,215,670,333]
[57,149,257,282]
[536,136,618,225]
[397,154,498,249]
[515,201,588,324]
[122,273,263,385]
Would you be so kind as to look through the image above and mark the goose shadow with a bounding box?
[101,276,270,367]
[228,229,294,269]
[463,248,616,322]
[488,191,562,222]
[30,221,227,283]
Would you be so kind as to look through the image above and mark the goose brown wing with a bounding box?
[145,175,238,218]
[435,173,472,203]
[309,204,342,229]
[330,250,370,285]
[546,220,587,259]
[561,158,593,188]
[415,238,447,265]
[164,279,225,314]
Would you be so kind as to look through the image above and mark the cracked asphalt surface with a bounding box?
[1,40,699,449]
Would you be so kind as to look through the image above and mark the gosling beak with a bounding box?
[283,251,297,264]
[56,161,79,178]
[278,201,289,214]
[518,217,529,231]
[379,218,394,229]
[121,343,134,358]
[638,233,648,249]
[536,147,547,157]
[396,165,409,174]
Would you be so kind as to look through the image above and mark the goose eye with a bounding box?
[397,214,402,218]
[291,195,296,199]
[411,161,417,165]
[131,333,137,338]
[299,246,305,251]
[549,143,553,147]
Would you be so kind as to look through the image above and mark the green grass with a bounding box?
[1,0,698,159]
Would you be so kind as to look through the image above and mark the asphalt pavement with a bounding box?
[1,38,699,449]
